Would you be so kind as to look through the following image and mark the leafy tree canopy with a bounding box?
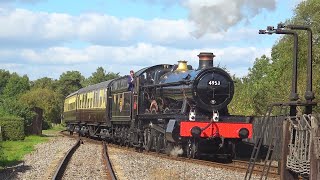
[229,0,320,115]
[2,73,30,99]
[58,71,84,98]
[31,77,57,90]
[0,69,11,94]
[86,67,120,86]
[20,88,61,123]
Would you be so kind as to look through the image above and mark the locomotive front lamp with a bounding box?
[212,110,219,122]
[189,108,196,121]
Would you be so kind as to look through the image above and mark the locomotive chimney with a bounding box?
[198,52,215,70]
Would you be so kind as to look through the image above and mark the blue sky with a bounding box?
[0,0,303,80]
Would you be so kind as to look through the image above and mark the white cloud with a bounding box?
[0,8,263,48]
[0,44,270,80]
[0,4,274,80]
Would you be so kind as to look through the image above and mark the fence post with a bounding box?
[0,126,2,141]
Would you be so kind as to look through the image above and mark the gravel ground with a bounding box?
[62,141,105,180]
[108,147,277,180]
[0,135,77,180]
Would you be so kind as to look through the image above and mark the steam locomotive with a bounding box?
[63,52,252,159]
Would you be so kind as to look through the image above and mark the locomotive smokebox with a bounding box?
[198,52,215,70]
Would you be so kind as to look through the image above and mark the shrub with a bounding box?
[42,120,52,130]
[0,117,25,140]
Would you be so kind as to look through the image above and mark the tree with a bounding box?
[229,55,274,115]
[0,69,11,95]
[57,71,84,98]
[2,73,30,99]
[20,88,61,123]
[31,77,57,90]
[86,67,120,85]
[270,0,320,106]
[229,0,320,115]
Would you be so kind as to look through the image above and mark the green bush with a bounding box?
[42,120,52,130]
[0,117,25,140]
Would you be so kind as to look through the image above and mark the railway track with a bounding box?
[102,141,118,180]
[60,131,279,179]
[52,138,81,180]
[111,145,280,179]
[56,132,117,180]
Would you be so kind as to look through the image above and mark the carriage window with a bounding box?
[104,90,107,103]
[96,91,98,107]
[124,92,131,113]
[84,94,87,108]
[87,99,89,108]
[93,92,96,108]
[112,94,118,113]
[119,94,123,106]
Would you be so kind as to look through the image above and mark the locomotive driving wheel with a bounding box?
[187,138,198,159]
[227,141,236,160]
[155,133,165,153]
[165,142,174,155]
[143,128,153,152]
[120,127,126,146]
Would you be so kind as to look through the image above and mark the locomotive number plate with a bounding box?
[208,80,221,86]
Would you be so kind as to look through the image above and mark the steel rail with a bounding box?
[104,142,280,179]
[143,151,280,179]
[60,131,278,179]
[52,138,81,180]
[103,141,117,180]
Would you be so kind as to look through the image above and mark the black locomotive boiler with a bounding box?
[63,52,252,159]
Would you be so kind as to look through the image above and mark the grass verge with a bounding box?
[0,124,66,168]
[0,135,48,168]
[42,123,65,136]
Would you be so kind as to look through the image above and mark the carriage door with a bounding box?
[132,77,139,118]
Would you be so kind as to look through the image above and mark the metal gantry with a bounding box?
[245,23,318,180]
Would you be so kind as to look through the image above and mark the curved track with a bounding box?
[52,138,81,180]
[111,144,280,179]
[58,132,118,180]
[103,142,117,180]
[60,131,279,179]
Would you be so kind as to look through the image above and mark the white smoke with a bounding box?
[170,146,183,157]
[184,0,276,37]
